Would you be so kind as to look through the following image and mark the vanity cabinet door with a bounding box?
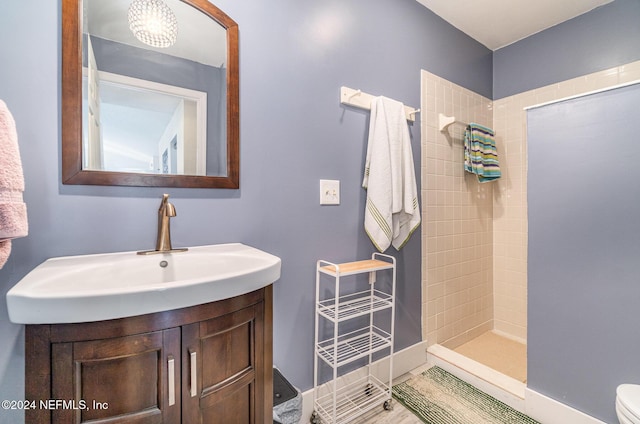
[181,301,267,424]
[51,328,181,424]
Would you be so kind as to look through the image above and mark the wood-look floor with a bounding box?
[347,369,428,423]
[352,401,422,423]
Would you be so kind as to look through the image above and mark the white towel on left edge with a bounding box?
[363,96,420,252]
[0,100,28,269]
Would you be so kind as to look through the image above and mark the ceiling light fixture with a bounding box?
[128,0,178,48]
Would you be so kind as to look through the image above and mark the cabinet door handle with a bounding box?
[190,350,197,397]
[168,355,176,406]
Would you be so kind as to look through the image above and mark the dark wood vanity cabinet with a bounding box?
[25,286,273,424]
[50,328,182,423]
[182,300,268,423]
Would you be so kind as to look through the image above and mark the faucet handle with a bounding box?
[160,193,170,208]
[159,194,176,216]
[165,202,176,217]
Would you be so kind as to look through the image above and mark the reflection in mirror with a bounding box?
[83,70,207,175]
[62,0,239,188]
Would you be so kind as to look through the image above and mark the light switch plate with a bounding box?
[320,180,340,205]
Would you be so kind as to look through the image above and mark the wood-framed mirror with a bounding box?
[62,0,239,188]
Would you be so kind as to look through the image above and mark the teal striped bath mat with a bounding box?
[393,367,539,424]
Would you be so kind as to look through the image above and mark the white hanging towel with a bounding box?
[363,96,420,252]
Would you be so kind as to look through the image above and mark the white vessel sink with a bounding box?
[7,243,281,324]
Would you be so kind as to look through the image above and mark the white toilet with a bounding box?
[617,384,640,424]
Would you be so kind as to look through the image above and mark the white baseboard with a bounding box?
[525,388,607,424]
[300,341,428,423]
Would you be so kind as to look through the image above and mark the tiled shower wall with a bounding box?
[422,60,640,348]
[421,70,494,348]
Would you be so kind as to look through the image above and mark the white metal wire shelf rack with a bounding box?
[316,325,391,367]
[313,375,390,424]
[316,289,393,322]
[312,253,396,424]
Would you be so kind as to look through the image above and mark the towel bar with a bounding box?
[340,86,419,122]
[438,113,465,131]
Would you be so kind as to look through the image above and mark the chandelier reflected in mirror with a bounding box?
[128,0,178,48]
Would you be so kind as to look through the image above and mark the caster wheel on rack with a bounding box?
[310,411,321,424]
[383,399,393,411]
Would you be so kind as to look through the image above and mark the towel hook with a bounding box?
[348,89,362,100]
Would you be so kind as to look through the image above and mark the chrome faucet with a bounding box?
[138,194,188,255]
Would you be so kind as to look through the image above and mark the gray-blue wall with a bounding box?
[528,84,640,423]
[0,0,491,421]
[493,0,640,100]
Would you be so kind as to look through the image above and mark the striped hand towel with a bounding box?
[464,123,501,182]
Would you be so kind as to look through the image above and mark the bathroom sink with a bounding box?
[6,243,281,324]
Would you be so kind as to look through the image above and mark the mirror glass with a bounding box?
[62,0,239,188]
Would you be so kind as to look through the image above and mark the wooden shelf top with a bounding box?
[319,259,393,276]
